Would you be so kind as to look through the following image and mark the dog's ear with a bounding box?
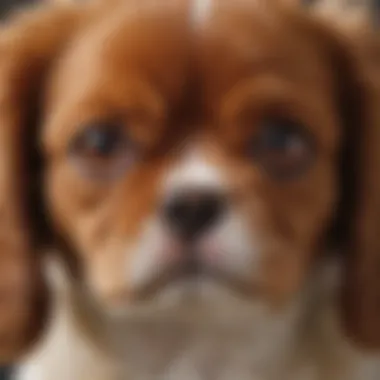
[341,37,380,350]
[286,1,380,350]
[324,25,380,349]
[0,3,86,363]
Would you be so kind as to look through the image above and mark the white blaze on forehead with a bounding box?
[163,146,226,194]
[190,0,214,29]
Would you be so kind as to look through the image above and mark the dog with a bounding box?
[0,0,378,379]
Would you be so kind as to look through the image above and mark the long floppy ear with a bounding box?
[0,3,87,363]
[287,1,380,350]
[326,25,380,349]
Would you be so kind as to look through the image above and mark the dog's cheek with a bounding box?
[261,176,338,304]
[221,152,338,306]
[45,161,111,251]
[48,158,170,305]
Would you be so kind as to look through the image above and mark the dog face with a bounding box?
[0,0,380,360]
[43,1,339,316]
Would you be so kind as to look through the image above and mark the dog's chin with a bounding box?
[103,274,269,328]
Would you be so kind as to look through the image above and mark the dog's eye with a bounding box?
[251,118,315,180]
[69,122,136,180]
[73,124,125,157]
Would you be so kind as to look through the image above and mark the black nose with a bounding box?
[163,190,225,240]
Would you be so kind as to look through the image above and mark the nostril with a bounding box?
[163,190,225,240]
[166,198,193,227]
[196,195,222,227]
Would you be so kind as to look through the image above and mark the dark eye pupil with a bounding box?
[86,128,119,156]
[69,121,137,181]
[260,123,298,152]
[251,118,314,180]
[74,125,124,157]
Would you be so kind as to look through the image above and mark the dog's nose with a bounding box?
[163,190,225,240]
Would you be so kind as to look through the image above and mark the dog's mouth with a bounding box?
[133,250,255,302]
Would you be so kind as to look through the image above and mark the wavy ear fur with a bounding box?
[339,34,380,350]
[284,0,380,351]
[322,25,380,349]
[0,3,88,363]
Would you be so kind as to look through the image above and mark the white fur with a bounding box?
[14,258,122,380]
[197,210,261,279]
[15,258,380,380]
[162,147,227,194]
[123,148,264,313]
[127,216,172,294]
[15,154,380,380]
[190,0,213,29]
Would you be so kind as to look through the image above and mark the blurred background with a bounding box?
[0,0,37,18]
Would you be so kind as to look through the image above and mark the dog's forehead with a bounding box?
[85,0,299,72]
[47,0,192,107]
[46,0,334,127]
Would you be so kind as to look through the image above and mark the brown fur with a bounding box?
[0,0,380,365]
